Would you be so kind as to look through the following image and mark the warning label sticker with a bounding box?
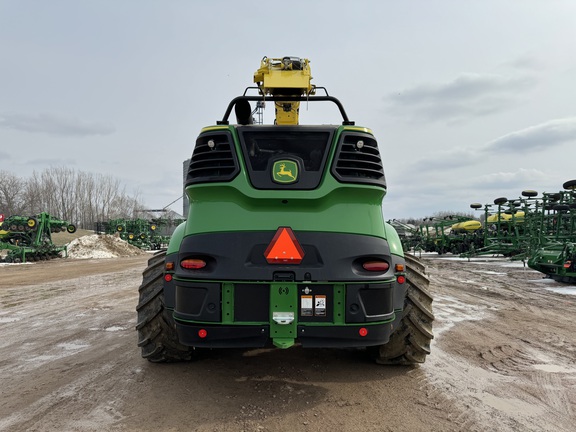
[314,295,326,316]
[301,295,313,316]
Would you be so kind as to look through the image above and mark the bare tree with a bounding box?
[0,170,26,216]
[1,167,145,229]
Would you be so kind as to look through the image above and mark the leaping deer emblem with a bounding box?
[276,163,296,180]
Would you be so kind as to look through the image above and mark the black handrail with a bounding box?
[217,95,354,125]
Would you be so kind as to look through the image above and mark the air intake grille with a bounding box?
[186,132,239,185]
[331,133,386,188]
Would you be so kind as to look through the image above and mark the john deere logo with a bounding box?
[272,160,298,184]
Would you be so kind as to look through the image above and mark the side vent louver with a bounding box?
[186,132,239,185]
[331,133,386,188]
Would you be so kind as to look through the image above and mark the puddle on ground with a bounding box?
[433,295,491,336]
[475,270,507,276]
[104,326,127,332]
[545,287,576,296]
[526,278,576,296]
[533,364,576,373]
[57,342,90,351]
[479,393,544,415]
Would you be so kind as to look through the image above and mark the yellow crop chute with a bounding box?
[253,56,315,125]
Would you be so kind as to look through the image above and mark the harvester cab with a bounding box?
[136,57,434,365]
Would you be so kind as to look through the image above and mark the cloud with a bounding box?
[406,147,479,172]
[384,73,537,123]
[0,112,115,136]
[27,158,77,167]
[483,118,576,153]
[471,168,548,189]
[503,55,544,71]
[405,117,576,173]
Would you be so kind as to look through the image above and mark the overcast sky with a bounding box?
[1,1,575,219]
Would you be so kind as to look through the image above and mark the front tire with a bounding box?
[135,250,195,362]
[374,253,434,365]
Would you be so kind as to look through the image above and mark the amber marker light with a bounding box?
[165,262,175,271]
[181,258,207,269]
[395,263,405,272]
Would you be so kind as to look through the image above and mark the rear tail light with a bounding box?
[362,260,390,272]
[181,258,207,269]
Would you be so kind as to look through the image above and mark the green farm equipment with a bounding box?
[465,196,530,258]
[96,218,178,250]
[136,56,434,364]
[0,212,76,263]
[462,179,576,282]
[413,215,483,255]
[526,180,576,282]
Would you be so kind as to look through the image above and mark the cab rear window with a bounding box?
[238,127,334,190]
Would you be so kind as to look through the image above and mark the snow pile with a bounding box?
[66,234,146,259]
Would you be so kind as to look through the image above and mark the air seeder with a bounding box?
[0,212,76,263]
[136,57,434,364]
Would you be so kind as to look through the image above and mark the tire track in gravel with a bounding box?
[420,255,576,432]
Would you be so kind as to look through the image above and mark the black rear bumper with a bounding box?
[174,322,393,349]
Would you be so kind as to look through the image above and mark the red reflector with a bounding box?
[181,258,207,269]
[198,329,207,338]
[164,274,173,282]
[564,261,571,269]
[397,275,406,284]
[362,261,389,272]
[359,327,368,337]
[264,227,305,264]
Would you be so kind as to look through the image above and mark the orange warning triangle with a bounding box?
[264,227,305,264]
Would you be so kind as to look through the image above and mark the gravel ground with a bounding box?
[0,252,575,432]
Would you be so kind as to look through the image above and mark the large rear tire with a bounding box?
[135,250,195,362]
[374,253,434,365]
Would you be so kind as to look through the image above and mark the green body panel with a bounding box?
[384,221,404,258]
[166,221,187,255]
[221,282,235,324]
[183,182,386,237]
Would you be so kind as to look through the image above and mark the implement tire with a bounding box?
[135,250,194,362]
[374,253,434,365]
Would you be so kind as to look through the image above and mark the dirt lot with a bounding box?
[1,252,575,432]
